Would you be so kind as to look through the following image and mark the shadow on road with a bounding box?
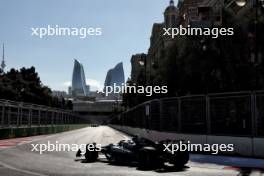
[236,167,264,176]
[190,154,264,175]
[74,158,94,163]
[154,165,189,173]
[237,167,252,176]
[75,158,189,173]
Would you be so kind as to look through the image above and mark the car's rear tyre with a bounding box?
[172,151,189,169]
[85,150,99,162]
[84,144,99,162]
[138,147,159,169]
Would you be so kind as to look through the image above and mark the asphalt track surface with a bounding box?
[0,126,263,176]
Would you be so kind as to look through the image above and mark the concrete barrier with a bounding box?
[253,138,264,158]
[207,135,253,156]
[110,125,264,158]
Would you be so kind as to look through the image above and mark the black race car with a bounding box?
[76,136,189,169]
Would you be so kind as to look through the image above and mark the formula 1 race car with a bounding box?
[76,136,189,169]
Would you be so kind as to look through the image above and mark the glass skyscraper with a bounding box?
[72,59,90,97]
[104,62,125,88]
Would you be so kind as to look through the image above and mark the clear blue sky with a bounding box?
[0,0,176,91]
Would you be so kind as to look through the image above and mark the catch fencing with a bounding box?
[0,99,85,128]
[111,91,264,137]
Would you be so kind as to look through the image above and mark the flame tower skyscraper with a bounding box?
[71,59,90,97]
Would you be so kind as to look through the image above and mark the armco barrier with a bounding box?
[0,99,87,128]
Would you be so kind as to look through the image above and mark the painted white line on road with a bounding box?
[0,160,48,176]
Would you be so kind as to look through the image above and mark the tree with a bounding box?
[0,66,72,109]
[163,8,264,96]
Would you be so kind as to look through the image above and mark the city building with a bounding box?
[178,0,205,26]
[52,90,68,98]
[130,53,147,83]
[71,59,90,97]
[0,44,6,74]
[85,85,90,95]
[146,0,179,83]
[104,62,125,87]
[177,0,225,27]
[68,86,72,96]
[88,91,105,100]
[131,0,233,85]
[104,62,125,99]
[164,0,180,28]
[225,0,255,18]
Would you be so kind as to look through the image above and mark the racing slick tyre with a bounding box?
[138,147,160,169]
[172,150,189,169]
[84,144,99,162]
[85,150,99,162]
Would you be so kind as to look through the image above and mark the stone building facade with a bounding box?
[146,0,179,84]
[130,0,251,85]
[130,53,147,83]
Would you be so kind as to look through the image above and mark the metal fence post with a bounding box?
[206,95,211,134]
[46,110,48,125]
[178,97,182,132]
[66,113,68,124]
[20,108,23,126]
[8,106,11,127]
[251,92,256,137]
[52,111,55,126]
[250,92,256,157]
[1,105,5,128]
[38,110,41,126]
[145,103,150,130]
[62,112,64,125]
[159,100,163,131]
[58,112,60,124]
[64,113,67,124]
[28,107,32,127]
[17,106,20,128]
